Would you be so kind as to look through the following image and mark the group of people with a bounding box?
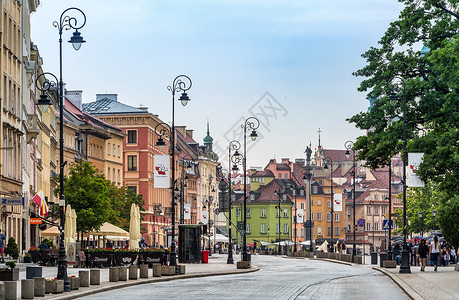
[417,236,457,272]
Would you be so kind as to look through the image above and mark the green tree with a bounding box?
[56,160,112,233]
[349,0,459,246]
[108,185,145,232]
[5,237,19,259]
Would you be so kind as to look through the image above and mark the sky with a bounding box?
[30,0,403,169]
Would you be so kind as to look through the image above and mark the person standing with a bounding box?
[429,236,440,271]
[418,239,429,272]
[0,230,6,263]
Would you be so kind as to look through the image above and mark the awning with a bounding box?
[41,226,59,237]
[89,222,129,237]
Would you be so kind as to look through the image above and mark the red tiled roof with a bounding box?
[252,169,274,177]
[322,149,355,162]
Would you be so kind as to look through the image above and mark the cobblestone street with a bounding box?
[80,255,409,300]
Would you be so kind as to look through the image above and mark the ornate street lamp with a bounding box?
[240,117,259,263]
[344,141,356,263]
[274,189,285,254]
[324,157,335,250]
[208,182,216,256]
[388,78,410,274]
[35,8,86,292]
[418,211,423,237]
[432,209,437,231]
[155,75,192,274]
[226,140,242,264]
[303,146,313,253]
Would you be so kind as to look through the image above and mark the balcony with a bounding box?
[24,114,39,143]
[153,203,163,216]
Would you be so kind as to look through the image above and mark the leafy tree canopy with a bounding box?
[108,185,145,232]
[349,0,459,199]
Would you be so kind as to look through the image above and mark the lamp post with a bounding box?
[275,189,284,254]
[389,78,410,273]
[207,181,216,256]
[35,8,86,292]
[291,184,298,253]
[227,140,242,264]
[240,117,260,262]
[432,209,437,231]
[418,211,423,237]
[344,141,356,263]
[179,161,191,224]
[387,158,393,260]
[303,146,313,253]
[324,157,334,251]
[155,75,192,274]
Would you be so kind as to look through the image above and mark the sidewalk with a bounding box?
[8,254,258,299]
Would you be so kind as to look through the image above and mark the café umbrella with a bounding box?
[64,204,73,248]
[129,204,140,250]
[71,209,77,242]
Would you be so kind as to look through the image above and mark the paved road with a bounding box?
[80,255,409,300]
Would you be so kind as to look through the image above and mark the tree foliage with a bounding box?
[349,0,459,245]
[108,185,145,232]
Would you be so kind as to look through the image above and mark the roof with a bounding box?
[82,98,150,115]
[252,169,274,177]
[322,149,355,162]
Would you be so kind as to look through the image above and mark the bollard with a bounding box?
[139,264,148,278]
[152,264,161,277]
[0,283,4,300]
[4,281,17,300]
[21,279,34,299]
[79,270,90,287]
[128,265,138,280]
[109,267,120,282]
[119,266,127,281]
[90,269,101,285]
[33,278,45,297]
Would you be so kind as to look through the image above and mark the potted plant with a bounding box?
[87,248,113,267]
[0,261,19,281]
[5,237,19,260]
[139,248,165,265]
[28,247,40,263]
[23,253,32,263]
[160,264,176,276]
[45,278,64,294]
[69,275,80,290]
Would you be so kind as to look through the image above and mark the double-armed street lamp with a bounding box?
[418,211,423,237]
[205,181,216,256]
[36,8,86,292]
[179,161,191,224]
[274,189,285,254]
[303,146,313,253]
[324,157,335,250]
[432,209,437,231]
[388,78,411,274]
[155,75,192,274]
[344,141,356,263]
[226,140,242,264]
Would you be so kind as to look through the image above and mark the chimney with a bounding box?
[96,94,118,102]
[65,90,83,109]
[186,129,194,139]
[138,106,149,112]
[281,158,290,164]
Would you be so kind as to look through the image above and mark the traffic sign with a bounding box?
[357,218,365,227]
[383,219,394,230]
[1,197,24,206]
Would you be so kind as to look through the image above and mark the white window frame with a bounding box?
[261,223,266,233]
[283,223,288,233]
[283,208,288,218]
[261,208,266,217]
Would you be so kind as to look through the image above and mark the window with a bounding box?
[127,155,137,171]
[276,223,280,233]
[250,194,255,201]
[334,213,339,222]
[301,203,305,209]
[108,143,111,156]
[108,167,111,180]
[113,169,115,182]
[301,228,305,237]
[327,213,331,222]
[127,186,137,194]
[348,224,351,232]
[113,144,116,156]
[117,145,120,157]
[118,170,121,183]
[327,227,331,236]
[276,207,280,218]
[278,174,282,179]
[246,208,251,218]
[317,212,322,221]
[283,208,288,218]
[313,186,318,193]
[300,189,304,196]
[367,206,371,215]
[367,223,371,231]
[374,207,379,215]
[311,212,314,220]
[317,226,322,235]
[317,199,322,206]
[261,208,266,217]
[246,224,251,233]
[284,174,288,179]
[327,200,331,208]
[335,227,339,236]
[375,194,379,200]
[236,208,240,218]
[347,208,351,216]
[283,223,288,233]
[382,206,387,215]
[375,223,379,231]
[261,223,266,233]
[127,130,137,144]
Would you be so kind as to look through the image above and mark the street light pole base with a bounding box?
[399,246,411,274]
[227,250,234,264]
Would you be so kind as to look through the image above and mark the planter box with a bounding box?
[161,266,176,276]
[29,251,40,264]
[69,277,80,290]
[45,280,64,294]
[115,252,138,266]
[383,260,397,268]
[139,252,164,265]
[0,268,19,281]
[89,252,113,268]
[23,256,32,263]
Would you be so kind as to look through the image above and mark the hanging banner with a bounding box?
[202,210,208,224]
[408,153,425,187]
[153,155,170,188]
[333,194,343,212]
[297,209,304,223]
[184,204,191,220]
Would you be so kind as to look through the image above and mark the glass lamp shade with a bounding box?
[37,94,52,106]
[179,92,190,106]
[250,130,258,141]
[345,150,350,159]
[69,30,86,51]
[232,164,239,174]
[156,137,166,146]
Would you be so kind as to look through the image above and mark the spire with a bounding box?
[203,120,213,146]
[318,128,321,147]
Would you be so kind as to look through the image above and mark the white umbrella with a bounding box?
[135,205,142,241]
[64,204,73,248]
[322,240,329,253]
[129,203,139,250]
[71,209,77,243]
[299,241,311,246]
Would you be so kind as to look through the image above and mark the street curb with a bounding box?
[372,267,423,300]
[47,267,260,300]
[309,258,353,266]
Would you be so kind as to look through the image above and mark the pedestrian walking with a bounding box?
[429,236,440,271]
[0,230,5,263]
[418,239,429,272]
